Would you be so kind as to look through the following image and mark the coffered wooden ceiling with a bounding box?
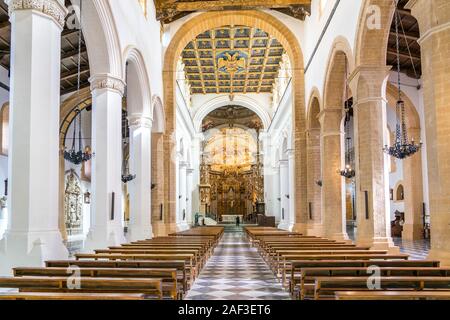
[181,25,285,95]
[386,0,421,79]
[154,0,311,24]
[0,0,90,95]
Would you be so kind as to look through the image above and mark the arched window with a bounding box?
[396,184,404,201]
[0,102,9,156]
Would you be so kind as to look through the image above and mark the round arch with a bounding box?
[163,10,306,232]
[193,95,271,132]
[123,47,152,118]
[354,0,395,67]
[152,95,165,133]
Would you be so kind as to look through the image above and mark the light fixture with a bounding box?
[64,0,92,166]
[340,58,355,179]
[383,5,422,159]
[84,191,91,204]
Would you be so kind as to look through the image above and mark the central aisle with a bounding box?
[185,226,291,300]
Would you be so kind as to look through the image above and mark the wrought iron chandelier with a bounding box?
[64,0,92,165]
[340,59,355,179]
[121,64,136,184]
[383,7,422,159]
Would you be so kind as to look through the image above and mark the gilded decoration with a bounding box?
[64,170,83,236]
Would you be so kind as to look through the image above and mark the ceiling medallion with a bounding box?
[217,50,247,78]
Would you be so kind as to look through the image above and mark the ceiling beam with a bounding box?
[159,0,310,11]
[387,48,421,61]
[61,65,90,81]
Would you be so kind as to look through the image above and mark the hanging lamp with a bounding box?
[121,63,136,184]
[64,0,92,165]
[340,58,355,179]
[383,5,422,159]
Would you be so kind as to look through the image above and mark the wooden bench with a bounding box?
[0,292,147,300]
[313,276,450,300]
[0,277,163,299]
[46,260,188,292]
[288,259,441,297]
[13,267,180,300]
[75,253,197,283]
[335,291,450,300]
[297,267,450,299]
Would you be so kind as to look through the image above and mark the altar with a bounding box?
[221,215,243,223]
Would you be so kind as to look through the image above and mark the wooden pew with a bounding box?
[298,267,450,300]
[13,267,180,300]
[314,276,450,300]
[0,277,163,299]
[288,259,441,297]
[335,291,450,300]
[0,292,147,300]
[74,253,197,284]
[46,260,188,293]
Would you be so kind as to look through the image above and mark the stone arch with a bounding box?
[123,47,152,118]
[306,89,323,236]
[193,95,271,132]
[163,10,307,232]
[152,95,165,133]
[75,0,122,77]
[354,0,395,67]
[386,82,424,240]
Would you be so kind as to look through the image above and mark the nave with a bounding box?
[186,226,290,300]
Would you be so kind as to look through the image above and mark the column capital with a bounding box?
[128,115,153,129]
[186,168,195,175]
[7,0,68,29]
[89,73,126,96]
[279,159,289,167]
[179,161,188,168]
[286,149,295,158]
[348,65,391,105]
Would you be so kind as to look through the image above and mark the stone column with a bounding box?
[127,115,153,242]
[319,108,348,241]
[406,0,450,265]
[177,160,188,231]
[402,127,424,240]
[0,0,69,275]
[287,149,297,231]
[186,168,194,226]
[278,159,290,230]
[349,65,398,252]
[306,128,323,236]
[83,74,127,252]
[151,132,165,236]
[272,166,281,224]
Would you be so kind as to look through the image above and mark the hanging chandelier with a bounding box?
[121,64,136,184]
[340,59,355,179]
[383,7,421,159]
[64,0,92,165]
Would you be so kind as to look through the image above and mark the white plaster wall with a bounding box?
[0,66,10,239]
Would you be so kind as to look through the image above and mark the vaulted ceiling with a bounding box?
[181,25,286,95]
[0,0,90,95]
[202,105,262,131]
[154,0,311,24]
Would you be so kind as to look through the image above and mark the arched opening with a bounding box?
[322,44,353,241]
[199,106,264,224]
[306,91,323,236]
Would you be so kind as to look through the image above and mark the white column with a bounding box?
[83,74,126,252]
[127,115,153,242]
[0,0,68,276]
[278,159,289,230]
[177,161,188,231]
[272,166,281,223]
[287,149,296,231]
[186,168,194,226]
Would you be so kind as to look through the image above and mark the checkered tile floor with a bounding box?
[394,237,430,260]
[185,229,291,300]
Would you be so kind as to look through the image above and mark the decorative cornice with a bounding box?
[128,115,153,129]
[7,0,68,29]
[89,74,126,96]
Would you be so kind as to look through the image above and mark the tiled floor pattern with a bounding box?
[393,237,430,260]
[185,228,291,300]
